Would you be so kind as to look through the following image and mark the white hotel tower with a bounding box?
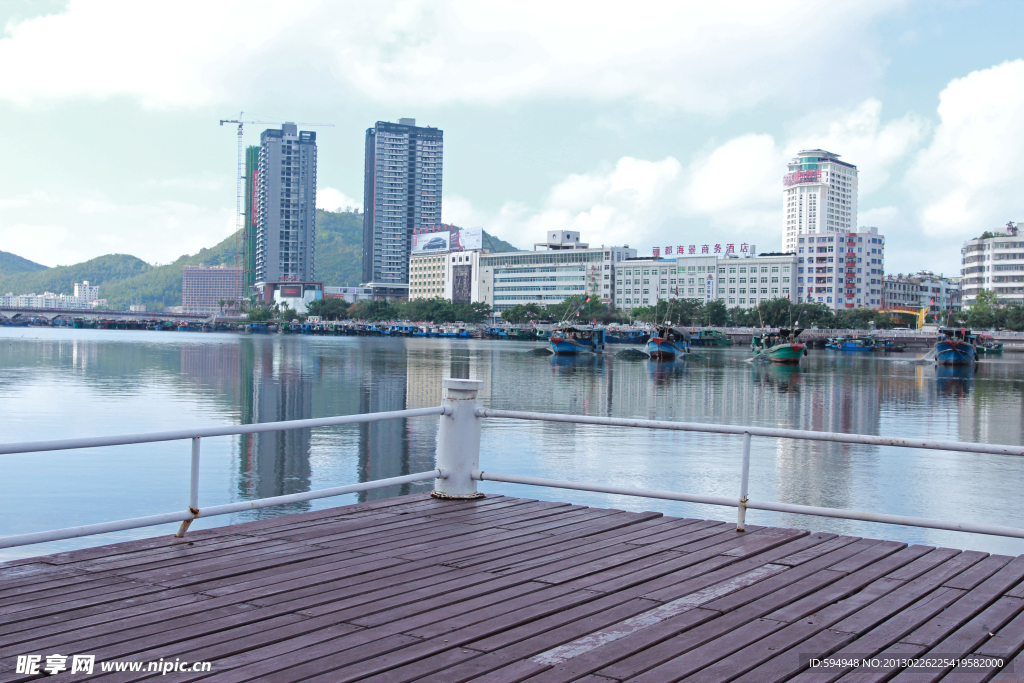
[783,149,858,253]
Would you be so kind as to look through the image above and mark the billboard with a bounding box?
[461,226,483,251]
[411,231,452,254]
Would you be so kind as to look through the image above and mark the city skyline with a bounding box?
[0,2,1022,277]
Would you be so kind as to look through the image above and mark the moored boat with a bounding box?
[840,336,876,352]
[977,334,1003,354]
[605,328,650,345]
[751,328,807,364]
[691,329,732,346]
[935,328,978,365]
[550,327,605,355]
[646,326,690,360]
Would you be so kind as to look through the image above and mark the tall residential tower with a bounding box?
[362,118,443,298]
[254,123,317,285]
[782,149,858,253]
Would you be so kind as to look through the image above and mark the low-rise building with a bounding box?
[324,286,373,304]
[0,292,84,309]
[256,281,323,314]
[613,250,798,311]
[796,226,885,310]
[884,271,961,312]
[960,222,1024,308]
[718,253,798,308]
[477,232,635,312]
[74,281,99,305]
[182,265,243,315]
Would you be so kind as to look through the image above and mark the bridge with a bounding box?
[0,306,228,323]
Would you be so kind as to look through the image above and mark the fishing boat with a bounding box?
[751,328,807,364]
[691,329,732,346]
[977,334,1003,354]
[605,328,650,345]
[840,336,876,352]
[550,327,605,355]
[935,328,978,365]
[824,336,846,349]
[879,340,907,352]
[646,326,690,360]
[507,326,537,341]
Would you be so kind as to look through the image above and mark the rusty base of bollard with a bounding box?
[431,490,486,500]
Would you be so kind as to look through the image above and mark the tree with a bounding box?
[502,303,543,324]
[307,297,350,321]
[348,298,397,321]
[967,289,999,329]
[246,307,273,322]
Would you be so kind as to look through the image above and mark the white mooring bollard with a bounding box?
[433,378,485,499]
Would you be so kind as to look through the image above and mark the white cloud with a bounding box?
[0,190,235,266]
[317,187,360,212]
[0,0,900,113]
[906,59,1024,237]
[468,99,923,254]
[789,99,927,194]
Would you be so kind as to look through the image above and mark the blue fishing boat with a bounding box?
[550,327,605,355]
[935,328,978,366]
[840,336,876,352]
[606,329,650,345]
[646,326,690,360]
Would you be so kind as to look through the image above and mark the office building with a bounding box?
[477,232,635,312]
[783,150,858,253]
[796,227,885,310]
[362,118,443,299]
[960,222,1024,308]
[182,265,243,315]
[884,272,962,312]
[254,123,317,286]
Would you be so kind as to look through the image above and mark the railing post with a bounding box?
[737,431,751,532]
[175,437,201,538]
[433,378,484,499]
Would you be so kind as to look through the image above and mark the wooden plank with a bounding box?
[901,556,1024,648]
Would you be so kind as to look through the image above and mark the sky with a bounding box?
[1,0,1023,278]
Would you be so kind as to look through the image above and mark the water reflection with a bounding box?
[1,330,1023,559]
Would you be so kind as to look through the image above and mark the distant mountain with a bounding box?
[0,249,48,277]
[0,209,521,309]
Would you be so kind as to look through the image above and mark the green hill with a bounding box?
[0,249,48,277]
[0,209,520,309]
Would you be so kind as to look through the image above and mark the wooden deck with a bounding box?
[2,494,1023,682]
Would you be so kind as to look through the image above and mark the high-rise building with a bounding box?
[243,145,260,292]
[254,123,317,285]
[782,150,858,253]
[182,265,243,314]
[362,118,443,299]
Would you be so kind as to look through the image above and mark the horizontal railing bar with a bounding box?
[477,409,1024,457]
[0,470,443,550]
[0,407,449,456]
[474,471,1024,540]
[745,500,1024,540]
[473,471,739,508]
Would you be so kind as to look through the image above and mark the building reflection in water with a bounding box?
[231,340,315,515]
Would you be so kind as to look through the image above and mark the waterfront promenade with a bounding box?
[2,493,1023,682]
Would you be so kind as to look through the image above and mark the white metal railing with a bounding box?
[0,407,450,549]
[2,378,1024,551]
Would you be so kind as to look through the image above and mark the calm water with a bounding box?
[2,327,1023,561]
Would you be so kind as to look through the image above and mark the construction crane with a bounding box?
[219,113,334,310]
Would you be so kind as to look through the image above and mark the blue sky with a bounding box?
[0,0,1022,278]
